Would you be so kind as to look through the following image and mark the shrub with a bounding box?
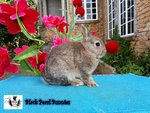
[102,26,149,76]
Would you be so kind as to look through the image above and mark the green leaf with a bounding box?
[67,14,79,38]
[13,45,38,61]
[71,34,83,42]
[20,60,35,73]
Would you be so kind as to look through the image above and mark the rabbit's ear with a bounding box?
[81,24,90,39]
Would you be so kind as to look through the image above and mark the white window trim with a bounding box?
[119,0,135,37]
[77,0,98,22]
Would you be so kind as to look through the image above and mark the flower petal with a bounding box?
[22,22,36,34]
[6,63,19,73]
[23,8,39,22]
[27,57,37,68]
[0,71,5,78]
[38,53,48,64]
[0,13,11,25]
[10,12,26,20]
[22,9,39,34]
[14,45,29,55]
[6,20,21,34]
[0,3,15,14]
[13,0,28,12]
[39,64,45,73]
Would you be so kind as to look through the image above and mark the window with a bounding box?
[107,0,135,38]
[119,0,135,37]
[77,0,98,21]
[108,0,116,38]
[46,0,67,17]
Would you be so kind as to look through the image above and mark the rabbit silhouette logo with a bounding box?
[4,95,23,110]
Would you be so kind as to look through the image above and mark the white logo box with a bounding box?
[4,95,23,110]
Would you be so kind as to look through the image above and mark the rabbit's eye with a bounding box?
[95,41,100,47]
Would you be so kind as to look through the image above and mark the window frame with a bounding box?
[107,0,116,39]
[119,0,135,37]
[76,0,99,22]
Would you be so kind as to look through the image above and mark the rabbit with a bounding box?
[43,25,107,87]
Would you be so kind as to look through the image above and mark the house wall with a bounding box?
[105,0,150,53]
[130,0,150,53]
[39,0,150,53]
[67,0,108,40]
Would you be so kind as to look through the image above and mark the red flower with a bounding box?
[51,35,70,49]
[73,0,82,7]
[76,7,85,17]
[42,15,65,28]
[0,47,19,78]
[14,45,29,55]
[105,40,120,54]
[14,45,48,73]
[91,31,97,36]
[27,52,48,73]
[58,22,69,34]
[0,0,39,34]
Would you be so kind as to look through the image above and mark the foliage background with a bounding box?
[102,26,150,76]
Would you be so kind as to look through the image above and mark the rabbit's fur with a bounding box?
[43,25,106,87]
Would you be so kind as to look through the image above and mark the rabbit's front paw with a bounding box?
[87,81,99,87]
[83,77,99,87]
[71,79,84,86]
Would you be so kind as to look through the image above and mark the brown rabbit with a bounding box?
[43,25,106,87]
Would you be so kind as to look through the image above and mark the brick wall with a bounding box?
[131,0,150,53]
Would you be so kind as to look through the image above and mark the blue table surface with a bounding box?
[0,74,150,113]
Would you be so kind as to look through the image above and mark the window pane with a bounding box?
[109,30,112,38]
[92,3,96,7]
[109,22,112,30]
[127,0,131,8]
[113,10,115,19]
[128,8,131,21]
[124,24,126,35]
[109,5,111,13]
[131,0,134,6]
[92,14,96,19]
[128,22,131,34]
[109,13,111,21]
[128,21,134,34]
[121,13,126,24]
[113,20,115,28]
[87,9,91,13]
[87,15,91,19]
[131,6,134,20]
[109,0,111,4]
[46,0,62,16]
[92,9,96,13]
[86,0,92,2]
[132,21,134,33]
[112,1,115,10]
[123,0,126,12]
[86,3,91,8]
[120,2,122,13]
